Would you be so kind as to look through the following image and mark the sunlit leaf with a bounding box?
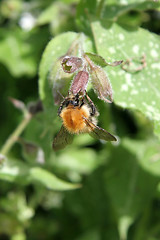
[30,167,81,190]
[39,31,78,109]
[85,52,122,67]
[91,22,160,138]
[0,28,48,77]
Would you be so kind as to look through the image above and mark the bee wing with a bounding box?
[52,125,74,151]
[84,117,117,142]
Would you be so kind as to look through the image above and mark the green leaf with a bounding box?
[37,2,77,35]
[76,0,97,33]
[0,158,80,190]
[103,138,159,239]
[0,189,33,237]
[36,3,59,25]
[91,22,160,138]
[0,27,48,77]
[122,138,160,177]
[106,0,160,5]
[0,159,30,183]
[55,148,99,174]
[76,1,160,32]
[103,1,160,21]
[23,111,55,160]
[76,229,100,240]
[29,167,81,191]
[50,57,73,105]
[85,52,122,67]
[39,31,78,109]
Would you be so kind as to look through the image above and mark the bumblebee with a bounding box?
[52,93,117,151]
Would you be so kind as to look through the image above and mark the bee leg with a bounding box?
[75,93,80,105]
[79,101,84,108]
[85,92,96,116]
[58,104,63,116]
[78,93,86,109]
[74,91,84,109]
[58,99,67,116]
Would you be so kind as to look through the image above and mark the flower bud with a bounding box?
[9,97,26,112]
[61,56,83,73]
[90,65,113,103]
[70,70,89,95]
[84,54,114,103]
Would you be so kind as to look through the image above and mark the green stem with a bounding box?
[96,0,105,18]
[0,113,32,156]
[133,204,151,240]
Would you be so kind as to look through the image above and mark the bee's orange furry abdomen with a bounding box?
[60,105,90,134]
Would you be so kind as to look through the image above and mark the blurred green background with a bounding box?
[0,0,160,239]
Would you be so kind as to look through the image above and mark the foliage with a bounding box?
[0,0,160,239]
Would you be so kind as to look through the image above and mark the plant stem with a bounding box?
[0,113,32,156]
[96,0,105,18]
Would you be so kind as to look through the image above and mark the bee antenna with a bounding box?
[57,90,64,99]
